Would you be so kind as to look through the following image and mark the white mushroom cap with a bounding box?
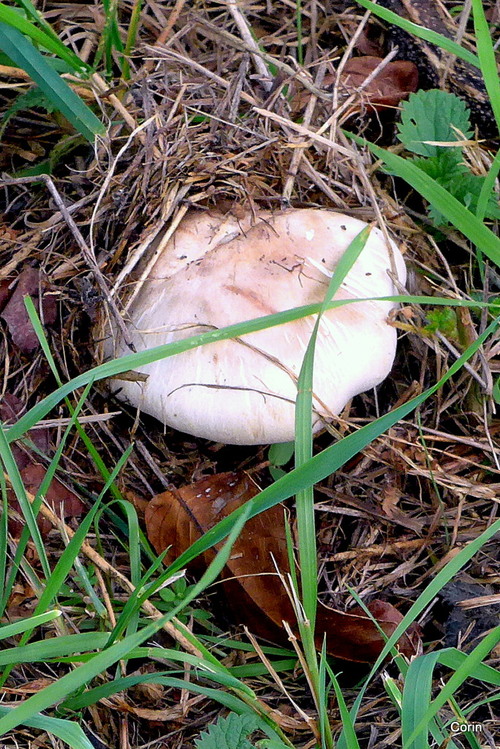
[104,208,407,445]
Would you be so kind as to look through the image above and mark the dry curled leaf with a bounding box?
[292,56,418,115]
[1,267,57,352]
[340,56,419,111]
[145,472,420,662]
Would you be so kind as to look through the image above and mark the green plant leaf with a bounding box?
[0,85,55,139]
[0,611,61,640]
[0,708,93,749]
[0,5,89,73]
[195,713,260,749]
[0,24,104,141]
[346,131,500,268]
[397,90,472,157]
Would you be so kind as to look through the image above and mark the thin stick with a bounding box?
[227,0,272,90]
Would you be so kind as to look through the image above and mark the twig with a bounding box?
[253,107,354,157]
[227,0,272,91]
[283,63,327,201]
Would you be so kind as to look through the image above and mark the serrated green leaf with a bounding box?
[195,713,260,749]
[0,85,55,139]
[0,24,104,141]
[413,153,500,225]
[398,90,472,156]
[412,151,467,181]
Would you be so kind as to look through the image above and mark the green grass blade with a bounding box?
[0,504,251,735]
[103,553,170,647]
[0,5,89,73]
[476,149,500,222]
[327,663,361,749]
[9,0,70,49]
[0,633,111,666]
[0,24,103,141]
[64,649,256,706]
[0,471,7,612]
[0,708,93,749]
[294,226,371,626]
[402,652,442,749]
[471,0,500,130]
[438,649,500,685]
[0,610,61,640]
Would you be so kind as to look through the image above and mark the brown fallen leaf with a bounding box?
[10,463,86,538]
[1,267,57,352]
[293,56,418,114]
[2,392,86,536]
[340,55,419,112]
[0,393,50,471]
[145,472,420,662]
[354,25,385,57]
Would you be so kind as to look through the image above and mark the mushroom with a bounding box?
[103,208,407,445]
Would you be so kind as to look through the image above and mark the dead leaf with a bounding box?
[145,472,421,662]
[292,56,418,115]
[0,279,11,312]
[340,56,419,111]
[8,463,86,538]
[381,483,403,519]
[341,55,418,110]
[355,26,385,57]
[1,267,57,352]
[0,393,50,471]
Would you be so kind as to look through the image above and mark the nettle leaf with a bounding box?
[195,713,260,749]
[0,85,55,138]
[413,152,500,225]
[412,150,467,181]
[398,89,473,156]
